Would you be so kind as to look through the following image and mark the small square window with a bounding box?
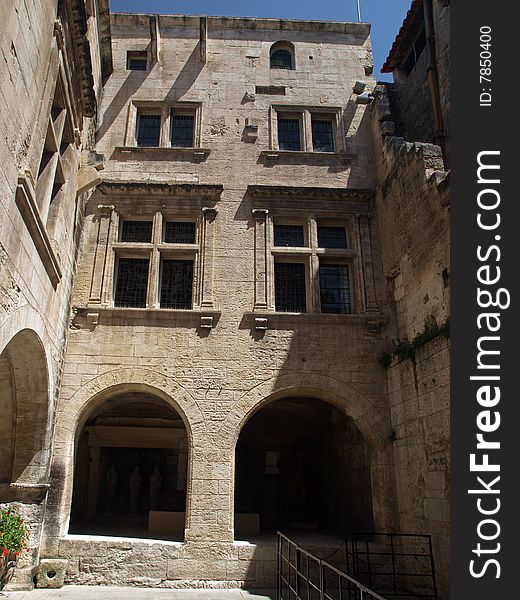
[274,224,305,247]
[120,221,153,243]
[127,51,147,70]
[278,118,301,151]
[319,264,351,314]
[114,258,149,308]
[275,262,306,313]
[311,118,335,152]
[164,222,196,244]
[317,226,347,249]
[160,259,194,309]
[170,112,195,148]
[136,113,161,147]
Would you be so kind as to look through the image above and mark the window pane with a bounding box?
[127,51,147,70]
[311,119,334,152]
[136,114,161,147]
[317,226,347,249]
[120,221,153,243]
[114,258,149,308]
[278,118,301,151]
[270,49,293,70]
[275,262,306,313]
[319,264,351,314]
[274,224,305,247]
[171,114,195,147]
[160,260,193,309]
[164,222,196,244]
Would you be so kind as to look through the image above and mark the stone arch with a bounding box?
[0,327,50,486]
[270,40,296,70]
[44,368,206,546]
[221,372,397,532]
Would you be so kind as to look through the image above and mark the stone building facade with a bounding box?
[1,3,450,598]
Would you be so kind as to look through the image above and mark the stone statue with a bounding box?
[149,466,162,510]
[128,465,141,516]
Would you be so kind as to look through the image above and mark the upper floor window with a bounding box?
[170,111,195,148]
[270,42,295,70]
[112,212,201,310]
[268,218,352,314]
[127,51,148,71]
[277,117,302,151]
[129,103,201,150]
[136,112,161,147]
[271,107,342,154]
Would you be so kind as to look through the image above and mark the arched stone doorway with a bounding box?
[69,392,189,541]
[234,397,374,540]
[0,329,49,485]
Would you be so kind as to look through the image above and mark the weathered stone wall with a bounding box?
[392,0,450,147]
[40,13,399,588]
[371,87,450,599]
[0,0,109,589]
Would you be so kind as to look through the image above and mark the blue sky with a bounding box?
[109,1,412,81]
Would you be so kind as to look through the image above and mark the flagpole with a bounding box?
[356,0,361,22]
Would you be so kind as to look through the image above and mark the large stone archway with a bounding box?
[41,368,206,554]
[0,328,50,487]
[218,373,398,535]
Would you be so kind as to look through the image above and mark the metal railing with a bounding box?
[345,533,438,599]
[277,531,388,600]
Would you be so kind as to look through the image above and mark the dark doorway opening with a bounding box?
[70,393,188,541]
[234,398,374,541]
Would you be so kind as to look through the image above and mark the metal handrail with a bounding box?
[277,531,388,600]
[345,532,438,600]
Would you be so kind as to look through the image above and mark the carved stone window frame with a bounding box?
[249,185,380,317]
[87,183,222,314]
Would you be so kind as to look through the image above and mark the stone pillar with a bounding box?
[86,445,100,517]
[252,209,269,310]
[184,449,233,543]
[200,207,218,308]
[89,205,114,304]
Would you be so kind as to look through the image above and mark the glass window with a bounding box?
[278,118,301,151]
[270,49,293,70]
[170,113,195,148]
[114,258,149,308]
[317,226,347,249]
[160,259,194,309]
[120,221,153,243]
[275,262,306,312]
[274,224,305,247]
[164,222,196,244]
[319,264,351,314]
[127,51,147,70]
[136,113,161,147]
[311,119,335,152]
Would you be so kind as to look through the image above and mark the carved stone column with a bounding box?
[200,207,218,308]
[252,209,269,310]
[89,204,114,304]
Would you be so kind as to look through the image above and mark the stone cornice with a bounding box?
[98,180,223,202]
[248,184,373,202]
[65,0,96,117]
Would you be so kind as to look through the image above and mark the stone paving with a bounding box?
[1,588,276,600]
